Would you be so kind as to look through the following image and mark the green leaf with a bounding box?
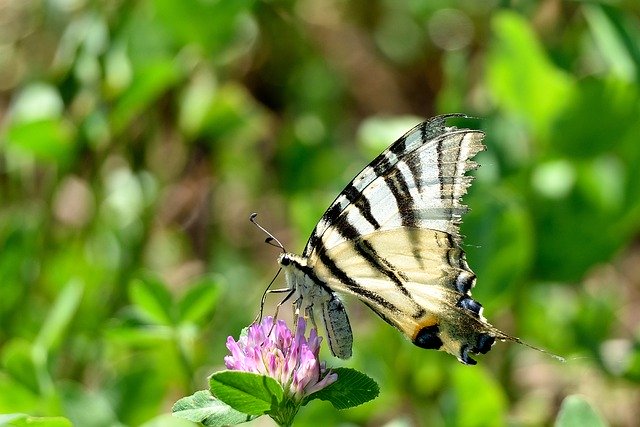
[583,4,637,82]
[0,414,73,427]
[5,119,76,164]
[1,340,39,392]
[177,280,220,325]
[153,0,256,54]
[129,277,174,326]
[139,414,196,427]
[59,382,121,427]
[209,371,284,416]
[5,84,76,162]
[549,77,640,159]
[172,390,254,426]
[304,368,379,410]
[0,373,44,411]
[110,60,181,134]
[104,323,173,347]
[486,11,574,140]
[555,395,607,427]
[35,280,84,354]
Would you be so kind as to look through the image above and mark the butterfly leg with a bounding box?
[254,286,293,324]
[257,287,297,338]
[272,287,296,322]
[303,302,319,331]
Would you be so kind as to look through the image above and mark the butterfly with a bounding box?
[258,114,558,365]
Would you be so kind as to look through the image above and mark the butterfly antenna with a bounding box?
[250,213,286,252]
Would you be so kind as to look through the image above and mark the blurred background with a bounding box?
[1,0,640,426]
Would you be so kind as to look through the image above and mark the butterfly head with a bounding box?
[277,253,312,290]
[277,252,306,269]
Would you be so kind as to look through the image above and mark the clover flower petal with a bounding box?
[224,316,337,401]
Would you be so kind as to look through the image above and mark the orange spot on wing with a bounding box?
[410,314,439,341]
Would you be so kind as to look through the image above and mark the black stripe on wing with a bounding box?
[382,165,417,228]
[333,219,410,296]
[314,243,401,315]
[343,183,381,230]
[401,123,426,195]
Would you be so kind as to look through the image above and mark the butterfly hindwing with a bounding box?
[311,227,500,364]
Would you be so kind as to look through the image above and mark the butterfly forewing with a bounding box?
[302,114,482,257]
[309,129,484,255]
[279,114,507,364]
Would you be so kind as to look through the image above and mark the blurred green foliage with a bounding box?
[1,0,640,426]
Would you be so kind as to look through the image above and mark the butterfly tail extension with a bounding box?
[496,330,566,363]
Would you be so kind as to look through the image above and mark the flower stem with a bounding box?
[269,397,301,427]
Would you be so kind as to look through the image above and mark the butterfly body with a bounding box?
[279,252,354,358]
[277,114,514,365]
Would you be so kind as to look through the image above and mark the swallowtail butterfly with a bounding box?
[262,114,557,365]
